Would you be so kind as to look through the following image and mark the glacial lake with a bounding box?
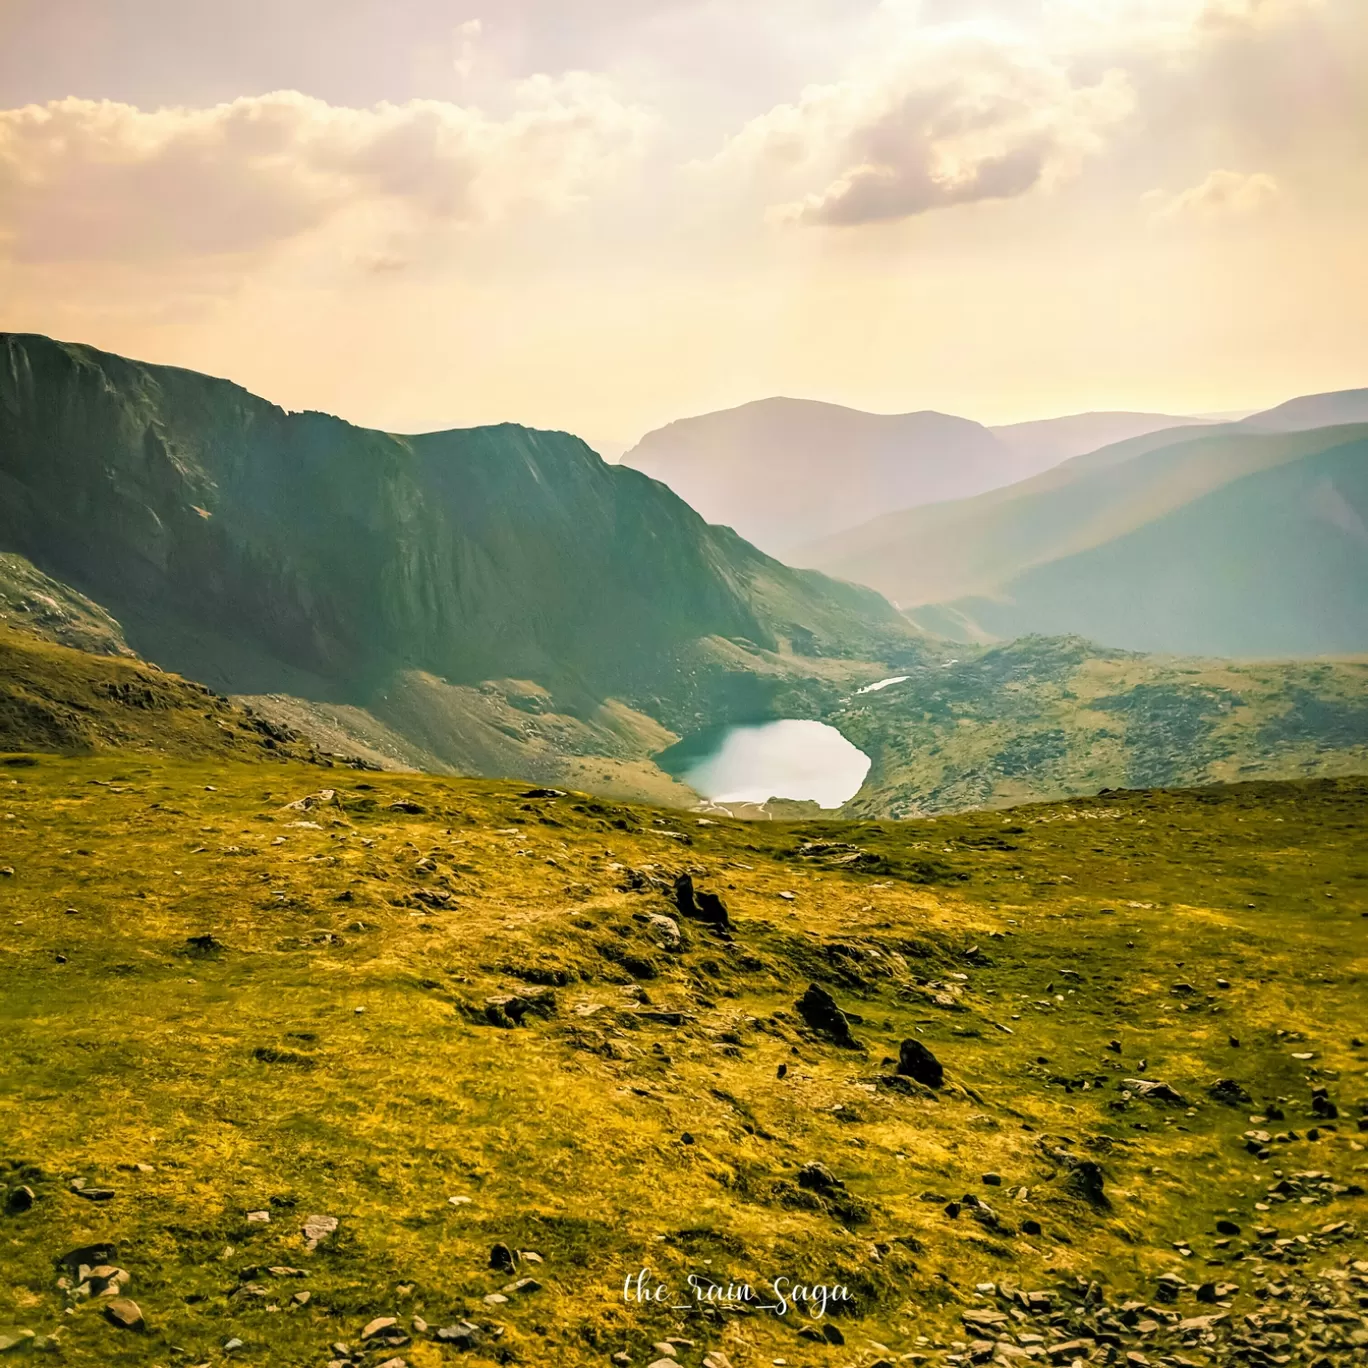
[661,719,871,809]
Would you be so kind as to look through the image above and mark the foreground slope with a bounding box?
[0,754,1364,1368]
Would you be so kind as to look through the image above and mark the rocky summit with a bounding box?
[0,748,1364,1367]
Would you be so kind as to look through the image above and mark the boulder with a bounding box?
[897,1038,944,1088]
[103,1298,144,1330]
[796,983,862,1050]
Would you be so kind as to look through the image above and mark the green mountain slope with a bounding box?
[937,437,1368,655]
[0,334,921,792]
[799,421,1367,612]
[829,636,1368,818]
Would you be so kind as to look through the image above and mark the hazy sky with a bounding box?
[2,0,1365,449]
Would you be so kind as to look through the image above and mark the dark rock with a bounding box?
[1021,1218,1042,1236]
[1311,1089,1339,1118]
[4,1185,35,1214]
[490,1242,519,1273]
[1216,1219,1241,1236]
[56,1242,116,1273]
[796,984,862,1050]
[1062,1159,1109,1208]
[521,788,565,799]
[796,1162,844,1194]
[822,1324,844,1345]
[673,874,730,931]
[1208,1079,1253,1106]
[897,1038,944,1088]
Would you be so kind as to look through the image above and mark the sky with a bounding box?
[1,0,1366,451]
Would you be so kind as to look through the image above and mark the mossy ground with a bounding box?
[0,754,1365,1366]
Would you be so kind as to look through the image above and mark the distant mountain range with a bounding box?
[2,332,1364,809]
[622,398,1204,555]
[798,391,1368,657]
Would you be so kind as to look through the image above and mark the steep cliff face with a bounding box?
[0,334,910,707]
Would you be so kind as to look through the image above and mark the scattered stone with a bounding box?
[301,1214,338,1249]
[645,913,682,952]
[435,1322,483,1348]
[0,1330,35,1353]
[362,1317,409,1346]
[245,1210,270,1224]
[1122,1078,1186,1104]
[70,1181,116,1201]
[103,1298,144,1330]
[982,1172,1002,1186]
[897,1038,944,1088]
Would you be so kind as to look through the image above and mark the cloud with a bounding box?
[711,20,1134,227]
[0,80,652,264]
[706,0,1342,228]
[1146,168,1281,220]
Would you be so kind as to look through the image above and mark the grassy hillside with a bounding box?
[0,752,1364,1368]
[937,437,1368,656]
[0,624,330,766]
[829,637,1368,818]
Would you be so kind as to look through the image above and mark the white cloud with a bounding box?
[706,0,1340,227]
[1146,168,1281,220]
[712,22,1133,226]
[0,80,652,264]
